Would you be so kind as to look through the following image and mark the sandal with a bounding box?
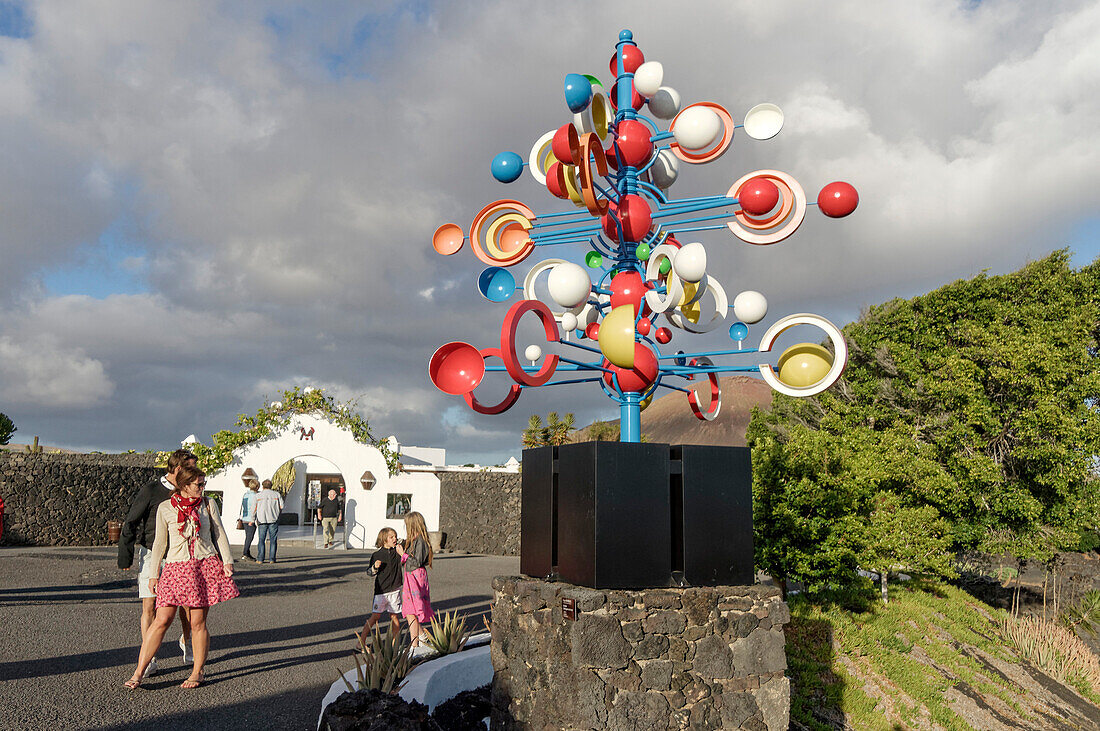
[124,676,143,690]
[181,672,205,689]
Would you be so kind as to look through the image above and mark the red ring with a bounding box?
[500,300,560,386]
[464,348,522,414]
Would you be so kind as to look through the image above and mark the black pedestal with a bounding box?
[519,445,555,579]
[521,441,753,589]
[556,441,671,589]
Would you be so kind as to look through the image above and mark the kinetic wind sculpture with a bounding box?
[428,30,858,441]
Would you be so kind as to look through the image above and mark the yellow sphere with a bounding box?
[639,393,653,412]
[777,343,833,388]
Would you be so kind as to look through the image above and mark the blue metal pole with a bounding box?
[620,392,641,442]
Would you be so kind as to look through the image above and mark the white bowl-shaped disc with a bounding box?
[673,242,707,283]
[648,86,681,120]
[743,103,784,141]
[547,262,591,309]
[650,149,680,189]
[673,106,721,150]
[733,290,768,324]
[524,344,543,362]
[633,61,664,98]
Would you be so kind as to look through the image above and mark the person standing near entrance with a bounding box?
[238,479,260,561]
[317,487,342,549]
[118,449,196,677]
[255,479,284,564]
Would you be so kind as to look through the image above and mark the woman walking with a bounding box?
[124,465,239,689]
[395,511,434,647]
[239,478,260,561]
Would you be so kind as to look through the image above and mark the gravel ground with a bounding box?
[0,545,517,730]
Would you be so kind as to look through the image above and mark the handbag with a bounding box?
[236,518,244,530]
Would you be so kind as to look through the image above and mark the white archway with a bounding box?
[205,413,440,550]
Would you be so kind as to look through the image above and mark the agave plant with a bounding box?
[426,610,472,655]
[338,626,413,694]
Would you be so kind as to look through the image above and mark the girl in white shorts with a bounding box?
[361,527,403,642]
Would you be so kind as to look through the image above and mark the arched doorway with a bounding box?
[272,454,347,528]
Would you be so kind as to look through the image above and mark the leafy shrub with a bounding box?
[426,610,472,655]
[1078,530,1100,553]
[339,626,412,694]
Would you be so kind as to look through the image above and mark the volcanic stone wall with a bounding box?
[0,452,160,546]
[490,577,790,730]
[438,471,520,556]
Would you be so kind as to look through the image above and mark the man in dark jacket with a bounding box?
[118,448,196,676]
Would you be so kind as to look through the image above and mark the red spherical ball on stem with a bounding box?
[609,270,645,312]
[585,322,601,340]
[614,119,654,168]
[654,327,672,344]
[609,46,645,78]
[636,317,652,337]
[817,181,859,218]
[738,177,781,216]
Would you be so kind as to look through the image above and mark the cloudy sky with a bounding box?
[0,0,1097,465]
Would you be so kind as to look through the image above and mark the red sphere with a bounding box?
[738,177,781,216]
[601,344,658,393]
[609,81,645,111]
[610,270,645,311]
[551,124,575,166]
[600,195,652,242]
[609,46,645,77]
[817,181,859,218]
[585,322,600,340]
[636,317,652,337]
[618,194,652,242]
[545,162,568,199]
[654,327,672,344]
[614,119,654,168]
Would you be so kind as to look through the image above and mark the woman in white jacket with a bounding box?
[124,466,238,689]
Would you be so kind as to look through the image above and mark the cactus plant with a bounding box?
[425,610,472,656]
[338,626,413,694]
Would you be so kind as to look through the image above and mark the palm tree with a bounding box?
[545,412,576,445]
[522,415,545,448]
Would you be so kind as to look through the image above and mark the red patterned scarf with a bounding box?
[170,492,203,541]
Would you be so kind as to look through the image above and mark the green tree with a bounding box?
[521,415,545,448]
[521,412,576,447]
[863,492,955,604]
[750,251,1100,595]
[0,413,14,445]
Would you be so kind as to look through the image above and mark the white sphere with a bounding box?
[633,61,664,98]
[524,345,543,362]
[560,312,578,332]
[547,262,591,308]
[672,106,721,150]
[648,86,681,119]
[673,242,707,283]
[650,149,680,189]
[733,291,768,324]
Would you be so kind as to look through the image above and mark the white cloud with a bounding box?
[0,0,1096,463]
[0,335,114,408]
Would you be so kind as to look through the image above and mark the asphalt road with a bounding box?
[0,545,517,730]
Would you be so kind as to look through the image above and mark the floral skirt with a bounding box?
[401,567,434,623]
[156,556,240,609]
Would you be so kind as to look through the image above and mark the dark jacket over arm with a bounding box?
[117,478,162,569]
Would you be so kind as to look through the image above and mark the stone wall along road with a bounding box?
[438,472,519,556]
[0,452,159,546]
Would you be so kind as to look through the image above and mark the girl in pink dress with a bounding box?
[124,466,238,689]
[395,511,434,647]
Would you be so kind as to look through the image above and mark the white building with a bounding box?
[199,413,442,550]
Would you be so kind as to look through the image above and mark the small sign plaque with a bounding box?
[561,597,577,621]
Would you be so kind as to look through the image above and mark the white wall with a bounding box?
[204,414,440,550]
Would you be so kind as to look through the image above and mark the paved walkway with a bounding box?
[0,545,517,730]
